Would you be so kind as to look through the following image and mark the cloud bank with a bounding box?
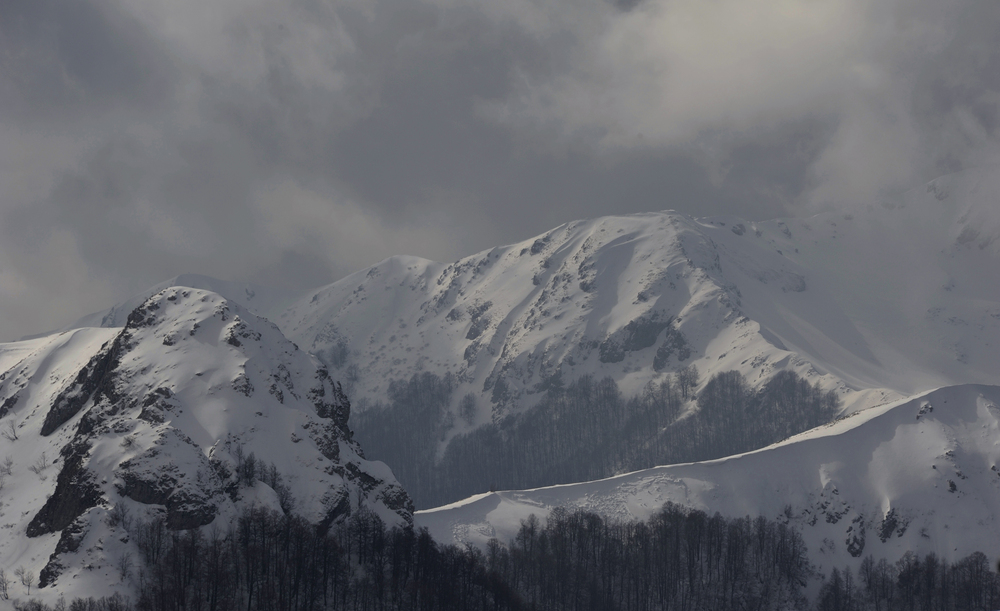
[0,0,997,339]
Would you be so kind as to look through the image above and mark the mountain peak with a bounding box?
[0,287,411,594]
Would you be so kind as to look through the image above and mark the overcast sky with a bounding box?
[1,0,998,340]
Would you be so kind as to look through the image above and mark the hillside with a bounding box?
[275,169,1000,506]
[0,288,410,603]
[283,168,1000,412]
[417,383,1000,575]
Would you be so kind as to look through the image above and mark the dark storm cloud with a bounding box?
[0,0,174,121]
[0,0,998,340]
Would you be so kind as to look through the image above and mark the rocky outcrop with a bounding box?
[5,287,412,592]
[40,338,122,436]
[26,440,102,537]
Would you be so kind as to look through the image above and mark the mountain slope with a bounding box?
[751,168,1000,392]
[45,168,1000,410]
[41,168,1000,509]
[416,383,1000,574]
[0,287,411,602]
[279,214,874,415]
[282,167,1000,417]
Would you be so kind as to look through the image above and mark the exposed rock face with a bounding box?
[1,287,412,593]
[40,336,123,436]
[26,440,102,538]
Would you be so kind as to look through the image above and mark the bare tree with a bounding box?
[13,565,33,595]
[107,501,133,533]
[28,452,49,476]
[117,552,134,582]
[0,420,17,442]
[677,364,700,400]
[0,568,11,600]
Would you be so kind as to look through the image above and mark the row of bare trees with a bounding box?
[9,502,1000,611]
[817,551,1000,611]
[356,368,837,509]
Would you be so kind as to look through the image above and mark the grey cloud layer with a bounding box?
[0,0,997,340]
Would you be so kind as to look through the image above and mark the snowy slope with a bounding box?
[0,288,411,603]
[749,167,1000,394]
[417,383,1000,574]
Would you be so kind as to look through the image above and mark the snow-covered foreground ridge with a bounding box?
[417,383,1000,573]
[0,288,411,601]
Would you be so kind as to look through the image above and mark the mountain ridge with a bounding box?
[26,168,1000,509]
[0,287,410,601]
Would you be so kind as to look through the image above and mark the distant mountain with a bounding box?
[284,168,1000,409]
[417,383,1000,575]
[275,168,1000,506]
[0,288,410,601]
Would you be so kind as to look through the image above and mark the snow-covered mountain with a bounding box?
[281,168,1000,419]
[269,168,1000,506]
[47,169,1000,509]
[44,169,1000,415]
[3,168,1000,602]
[417,383,1000,573]
[0,288,411,602]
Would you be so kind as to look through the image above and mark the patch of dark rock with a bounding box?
[127,299,160,328]
[142,387,173,408]
[165,493,218,530]
[490,377,511,405]
[0,391,19,419]
[232,373,254,397]
[878,509,899,543]
[269,383,284,404]
[138,407,165,424]
[317,490,352,532]
[653,327,691,371]
[600,315,675,364]
[27,442,102,537]
[41,335,124,436]
[306,421,343,462]
[598,340,625,363]
[465,302,493,341]
[463,341,482,364]
[37,517,88,588]
[118,471,174,506]
[117,471,217,530]
[846,516,866,557]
